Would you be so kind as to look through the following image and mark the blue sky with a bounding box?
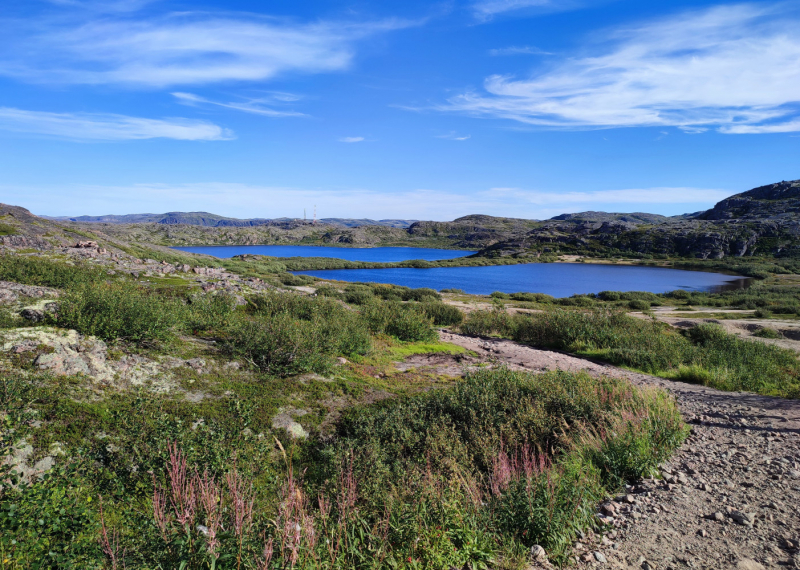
[0,0,798,220]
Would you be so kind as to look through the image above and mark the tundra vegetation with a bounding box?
[0,253,695,569]
[1,248,800,569]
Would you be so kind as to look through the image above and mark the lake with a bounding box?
[294,263,750,296]
[173,245,475,262]
[174,244,749,296]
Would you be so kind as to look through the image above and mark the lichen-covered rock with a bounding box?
[0,327,175,391]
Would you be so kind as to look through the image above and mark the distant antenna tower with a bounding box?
[304,209,306,221]
[313,205,317,224]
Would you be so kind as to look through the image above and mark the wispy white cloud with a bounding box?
[0,107,233,141]
[472,0,553,20]
[9,182,732,221]
[436,131,471,140]
[172,92,306,117]
[489,45,553,56]
[0,13,413,87]
[338,136,365,143]
[444,4,800,133]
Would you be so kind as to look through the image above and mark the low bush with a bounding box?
[360,300,437,342]
[313,284,343,299]
[225,292,371,375]
[278,272,315,286]
[0,254,107,288]
[403,287,441,302]
[459,309,514,337]
[628,299,651,311]
[753,327,782,339]
[343,284,375,305]
[185,292,237,333]
[54,281,183,343]
[510,292,554,303]
[419,301,464,326]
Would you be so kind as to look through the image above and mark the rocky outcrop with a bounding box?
[0,327,177,391]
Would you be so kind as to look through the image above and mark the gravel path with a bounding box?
[439,331,800,570]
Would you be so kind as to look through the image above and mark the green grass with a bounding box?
[0,367,685,569]
[387,340,467,359]
[459,308,800,398]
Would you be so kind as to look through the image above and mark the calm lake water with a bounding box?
[294,263,750,296]
[173,245,475,262]
[173,245,749,296]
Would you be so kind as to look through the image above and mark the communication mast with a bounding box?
[313,205,317,225]
[304,209,306,222]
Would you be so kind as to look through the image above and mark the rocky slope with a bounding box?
[480,180,800,260]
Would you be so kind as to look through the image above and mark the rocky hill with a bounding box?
[44,211,418,229]
[479,180,800,260]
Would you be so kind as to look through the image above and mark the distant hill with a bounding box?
[695,180,800,221]
[479,179,800,260]
[9,179,800,259]
[43,212,418,229]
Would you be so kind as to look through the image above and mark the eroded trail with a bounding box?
[438,331,800,570]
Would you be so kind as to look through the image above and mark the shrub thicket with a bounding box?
[0,254,107,288]
[55,281,184,343]
[224,292,372,375]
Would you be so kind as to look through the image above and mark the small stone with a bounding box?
[709,511,725,522]
[731,511,755,526]
[593,551,607,563]
[735,559,765,570]
[698,529,708,537]
[337,357,348,365]
[530,544,546,561]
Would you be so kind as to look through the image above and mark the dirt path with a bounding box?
[436,331,800,570]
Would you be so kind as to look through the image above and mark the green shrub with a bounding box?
[314,285,343,299]
[360,301,437,342]
[440,288,465,294]
[227,292,372,375]
[490,292,510,299]
[54,282,183,343]
[753,308,773,318]
[557,295,596,307]
[458,309,514,337]
[628,299,651,311]
[419,301,464,326]
[278,272,314,286]
[753,327,782,339]
[185,292,237,333]
[598,291,621,301]
[403,287,441,302]
[343,285,375,305]
[0,254,106,288]
[510,292,554,303]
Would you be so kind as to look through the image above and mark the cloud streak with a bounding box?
[0,107,233,141]
[0,13,413,87]
[172,92,306,117]
[444,4,800,133]
[338,136,365,143]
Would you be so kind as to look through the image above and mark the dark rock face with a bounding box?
[697,180,800,221]
[479,180,800,259]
